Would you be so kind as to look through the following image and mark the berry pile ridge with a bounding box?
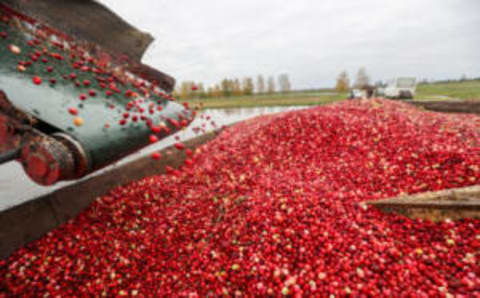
[2,99,480,296]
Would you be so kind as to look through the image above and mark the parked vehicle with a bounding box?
[349,85,376,99]
[349,89,366,99]
[384,77,417,99]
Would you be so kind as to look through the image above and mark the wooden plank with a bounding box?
[368,185,480,221]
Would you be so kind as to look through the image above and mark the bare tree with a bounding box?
[278,74,291,93]
[221,79,233,97]
[197,82,206,98]
[242,77,254,95]
[233,78,242,96]
[336,71,350,91]
[178,81,195,100]
[354,67,370,88]
[267,76,275,94]
[257,75,265,94]
[212,84,222,98]
[206,86,214,98]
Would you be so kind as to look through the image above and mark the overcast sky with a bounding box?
[99,0,480,90]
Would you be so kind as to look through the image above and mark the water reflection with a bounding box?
[0,105,309,210]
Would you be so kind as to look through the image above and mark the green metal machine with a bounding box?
[0,0,194,185]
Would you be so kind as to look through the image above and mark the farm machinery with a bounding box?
[0,0,193,186]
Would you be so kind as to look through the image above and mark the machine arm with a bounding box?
[0,148,19,165]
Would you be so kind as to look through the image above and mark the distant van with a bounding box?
[349,89,366,99]
[384,77,416,99]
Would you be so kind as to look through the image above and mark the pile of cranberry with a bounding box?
[2,99,480,296]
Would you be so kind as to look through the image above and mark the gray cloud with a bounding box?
[100,0,480,89]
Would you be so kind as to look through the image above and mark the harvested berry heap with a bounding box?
[2,99,480,296]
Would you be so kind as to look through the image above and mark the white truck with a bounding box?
[384,77,417,99]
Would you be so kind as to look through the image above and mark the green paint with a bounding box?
[0,20,190,171]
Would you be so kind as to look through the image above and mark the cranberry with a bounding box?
[73,116,83,126]
[68,107,78,115]
[149,135,159,143]
[8,44,20,54]
[2,7,479,296]
[151,152,162,160]
[32,76,42,85]
[174,142,185,150]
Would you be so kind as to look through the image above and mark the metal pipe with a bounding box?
[0,148,19,164]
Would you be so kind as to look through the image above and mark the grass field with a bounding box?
[416,79,480,101]
[185,91,348,109]
[184,79,480,109]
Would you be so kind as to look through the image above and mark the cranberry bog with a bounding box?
[2,99,480,296]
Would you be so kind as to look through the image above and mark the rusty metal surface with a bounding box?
[1,0,152,62]
[0,91,27,153]
[0,90,35,124]
[19,135,76,185]
[53,132,90,179]
[129,63,176,93]
[0,148,18,163]
[0,0,176,92]
[0,113,20,152]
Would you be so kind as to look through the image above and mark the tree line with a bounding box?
[336,68,478,90]
[174,74,291,100]
[336,67,371,92]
